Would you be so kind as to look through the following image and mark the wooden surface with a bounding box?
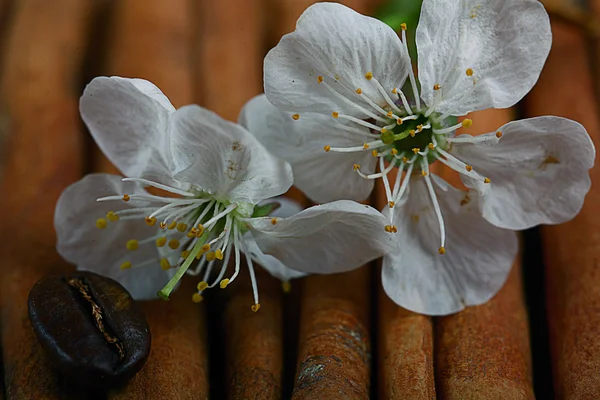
[0,1,598,399]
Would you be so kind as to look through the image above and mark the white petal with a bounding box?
[244,233,307,281]
[248,200,394,274]
[169,104,293,204]
[80,77,177,185]
[54,174,176,300]
[416,0,551,115]
[269,196,303,219]
[382,175,517,315]
[264,3,410,117]
[240,94,376,202]
[451,117,595,230]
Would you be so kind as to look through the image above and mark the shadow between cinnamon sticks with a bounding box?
[525,19,600,399]
[86,1,210,399]
[0,0,93,398]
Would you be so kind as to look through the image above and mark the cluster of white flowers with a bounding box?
[56,0,594,315]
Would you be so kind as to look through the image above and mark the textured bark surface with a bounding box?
[526,20,600,399]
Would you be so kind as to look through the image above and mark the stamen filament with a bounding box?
[421,159,446,251]
[371,77,403,114]
[394,88,413,115]
[328,139,385,153]
[321,80,387,123]
[401,28,421,112]
[122,177,196,197]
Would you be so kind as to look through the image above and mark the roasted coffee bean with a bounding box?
[28,271,151,388]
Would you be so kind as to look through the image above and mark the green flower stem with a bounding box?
[158,232,208,300]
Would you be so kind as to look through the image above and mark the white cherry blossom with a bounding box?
[244,1,595,314]
[55,76,394,310]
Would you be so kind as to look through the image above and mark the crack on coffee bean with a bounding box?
[67,278,126,362]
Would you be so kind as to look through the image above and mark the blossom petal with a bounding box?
[54,174,176,300]
[248,200,394,274]
[451,117,595,230]
[382,175,517,315]
[416,0,551,115]
[240,94,376,202]
[80,77,177,185]
[264,3,410,117]
[244,197,307,281]
[169,104,293,204]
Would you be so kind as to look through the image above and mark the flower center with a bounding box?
[94,177,262,310]
[294,23,502,255]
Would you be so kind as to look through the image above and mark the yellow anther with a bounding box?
[187,228,197,238]
[466,68,474,77]
[215,249,223,260]
[428,143,435,150]
[168,239,180,250]
[421,170,428,177]
[317,76,324,84]
[106,211,119,222]
[122,194,131,202]
[220,278,230,289]
[465,165,473,172]
[387,111,394,118]
[177,222,188,232]
[402,156,409,163]
[461,119,473,128]
[196,224,205,237]
[292,114,300,120]
[160,258,170,270]
[496,131,503,138]
[332,112,339,119]
[438,246,446,255]
[384,225,397,233]
[365,71,373,80]
[120,261,132,270]
[197,281,209,291]
[205,252,216,262]
[251,303,261,312]
[167,221,177,230]
[196,244,211,259]
[282,281,292,293]
[484,177,491,184]
[324,145,331,152]
[156,237,167,247]
[392,88,398,94]
[181,250,191,259]
[391,148,398,155]
[388,201,395,208]
[396,118,403,125]
[417,124,423,132]
[159,222,167,229]
[409,130,416,137]
[96,218,107,229]
[371,150,378,157]
[433,84,441,91]
[145,216,157,226]
[271,217,278,225]
[353,164,360,171]
[126,239,139,251]
[400,22,407,31]
[192,293,204,303]
[356,88,362,94]
[412,148,420,154]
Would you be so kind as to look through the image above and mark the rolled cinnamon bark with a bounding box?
[434,109,534,399]
[84,1,210,399]
[0,0,92,398]
[525,19,600,399]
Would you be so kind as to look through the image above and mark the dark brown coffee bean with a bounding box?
[28,271,151,388]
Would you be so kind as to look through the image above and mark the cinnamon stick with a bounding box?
[434,109,534,399]
[525,19,600,399]
[86,1,210,399]
[375,170,436,399]
[0,0,92,398]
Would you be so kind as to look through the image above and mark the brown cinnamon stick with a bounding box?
[434,109,534,399]
[525,19,600,398]
[0,0,92,398]
[375,170,436,399]
[88,1,210,399]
